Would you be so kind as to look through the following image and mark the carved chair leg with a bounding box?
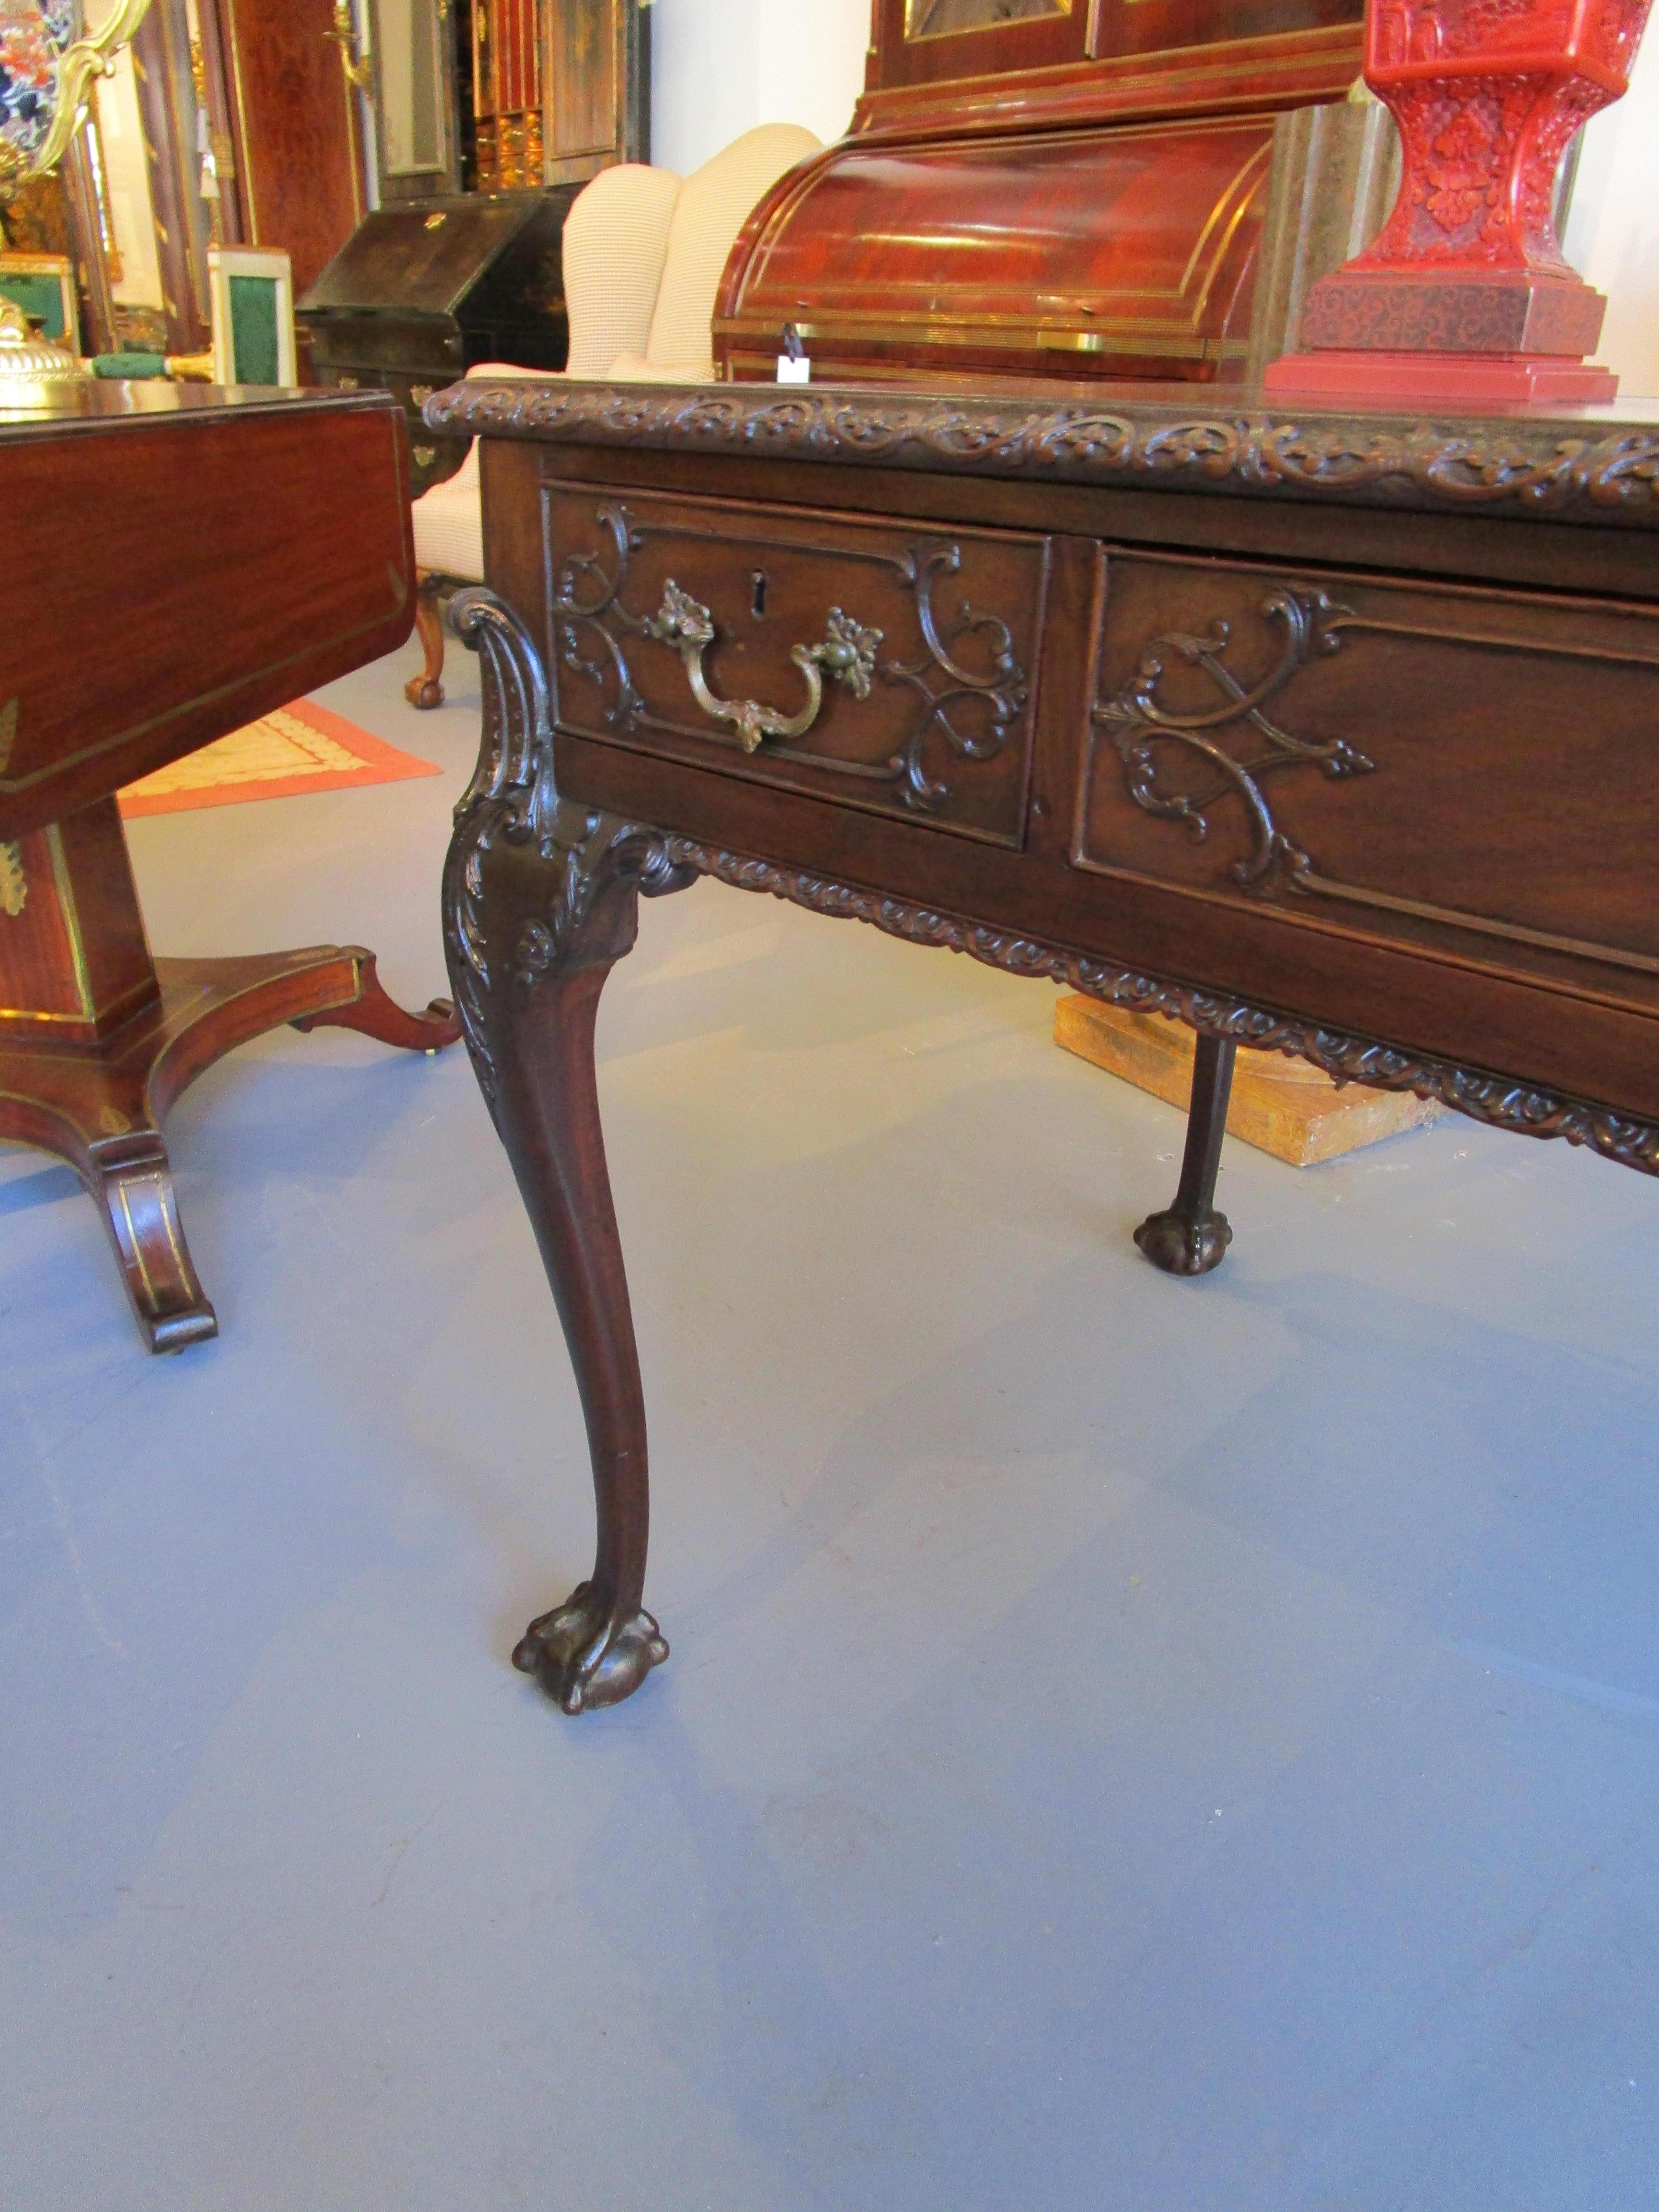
[405,571,448,710]
[1135,1032,1237,1276]
[444,586,695,1714]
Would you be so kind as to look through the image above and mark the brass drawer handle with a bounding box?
[643,580,882,754]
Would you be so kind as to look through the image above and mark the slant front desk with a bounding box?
[427,373,1659,1715]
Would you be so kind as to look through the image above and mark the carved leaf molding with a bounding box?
[424,383,1659,527]
[659,838,1659,1179]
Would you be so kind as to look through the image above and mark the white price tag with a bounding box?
[777,355,812,386]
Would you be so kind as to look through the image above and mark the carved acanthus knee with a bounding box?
[440,586,693,1716]
[441,587,695,1096]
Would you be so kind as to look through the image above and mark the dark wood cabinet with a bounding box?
[213,0,367,303]
[298,184,580,495]
[311,0,647,485]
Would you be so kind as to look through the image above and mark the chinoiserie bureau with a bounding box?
[0,383,460,1352]
[426,372,1659,1715]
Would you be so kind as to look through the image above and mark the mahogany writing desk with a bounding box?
[0,383,459,1351]
[427,373,1659,1714]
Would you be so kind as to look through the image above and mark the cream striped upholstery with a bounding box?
[642,125,823,379]
[412,362,547,581]
[412,129,822,587]
[562,162,685,377]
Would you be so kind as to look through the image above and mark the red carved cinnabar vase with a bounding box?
[1266,0,1654,404]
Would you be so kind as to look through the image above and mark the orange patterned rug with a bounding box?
[119,699,441,819]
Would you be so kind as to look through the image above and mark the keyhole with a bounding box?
[751,571,769,620]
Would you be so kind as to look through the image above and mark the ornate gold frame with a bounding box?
[4,0,157,187]
[0,246,81,349]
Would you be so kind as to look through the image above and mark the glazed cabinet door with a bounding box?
[872,0,1086,89]
[1086,0,1363,65]
[544,0,650,181]
[370,0,463,200]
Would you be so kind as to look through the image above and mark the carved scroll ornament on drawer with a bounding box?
[548,500,1035,833]
[1079,553,1659,985]
[1091,587,1376,894]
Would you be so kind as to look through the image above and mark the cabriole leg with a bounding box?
[405,572,449,710]
[497,950,666,1714]
[1135,1032,1237,1276]
[443,589,693,1714]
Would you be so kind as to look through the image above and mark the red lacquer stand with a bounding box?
[1266,0,1654,404]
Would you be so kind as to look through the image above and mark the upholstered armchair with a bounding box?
[406,123,821,709]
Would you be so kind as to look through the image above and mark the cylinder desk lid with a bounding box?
[715,0,1370,390]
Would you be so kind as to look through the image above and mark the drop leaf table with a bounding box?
[0,383,461,1351]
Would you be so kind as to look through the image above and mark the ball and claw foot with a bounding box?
[1134,1205,1234,1276]
[404,673,445,711]
[513,1581,670,1714]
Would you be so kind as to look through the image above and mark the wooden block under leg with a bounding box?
[1053,996,1444,1167]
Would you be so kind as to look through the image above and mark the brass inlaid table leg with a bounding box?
[0,802,461,1351]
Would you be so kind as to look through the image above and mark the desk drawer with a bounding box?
[1077,550,1659,1001]
[542,483,1049,848]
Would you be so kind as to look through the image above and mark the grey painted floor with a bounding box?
[4,635,1658,2211]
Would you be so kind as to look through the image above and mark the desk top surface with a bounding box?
[427,374,1659,536]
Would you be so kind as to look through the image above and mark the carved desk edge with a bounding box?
[425,379,1659,531]
[445,588,1659,1187]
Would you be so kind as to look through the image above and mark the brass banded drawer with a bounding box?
[542,483,1050,848]
[1077,549,1659,1009]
